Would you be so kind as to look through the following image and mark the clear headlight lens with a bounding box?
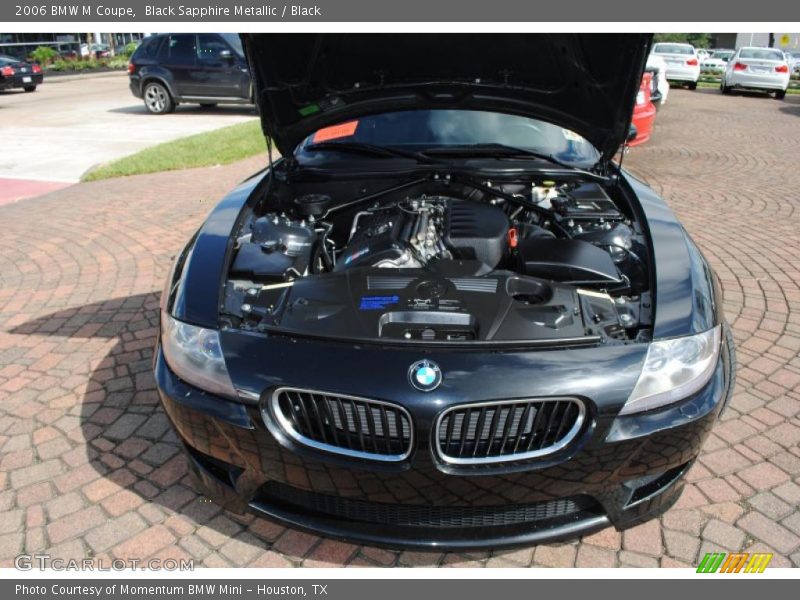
[620,325,721,415]
[161,312,236,399]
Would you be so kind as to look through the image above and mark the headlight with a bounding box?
[620,325,721,415]
[161,312,236,399]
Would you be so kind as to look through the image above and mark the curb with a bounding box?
[42,70,127,83]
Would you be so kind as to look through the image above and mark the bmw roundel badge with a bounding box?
[409,359,442,392]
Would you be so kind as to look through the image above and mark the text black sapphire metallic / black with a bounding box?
[154,33,736,549]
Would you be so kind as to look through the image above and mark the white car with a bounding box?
[701,49,735,73]
[721,46,791,99]
[645,54,670,105]
[696,49,710,62]
[651,42,700,89]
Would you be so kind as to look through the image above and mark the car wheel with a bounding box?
[23,85,37,92]
[720,80,731,95]
[775,89,786,100]
[143,82,174,114]
[687,81,697,90]
[199,103,217,108]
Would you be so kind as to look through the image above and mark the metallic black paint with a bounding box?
[157,156,732,547]
[155,328,731,547]
[241,34,653,161]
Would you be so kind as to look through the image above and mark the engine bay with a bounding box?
[222,174,653,346]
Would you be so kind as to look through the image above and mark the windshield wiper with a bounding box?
[303,141,442,165]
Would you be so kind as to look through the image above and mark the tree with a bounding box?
[653,33,713,48]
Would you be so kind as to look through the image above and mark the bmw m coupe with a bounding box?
[155,34,736,549]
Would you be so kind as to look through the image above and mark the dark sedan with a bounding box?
[155,34,736,550]
[128,33,252,114]
[0,55,43,92]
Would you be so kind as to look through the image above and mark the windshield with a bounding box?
[653,43,695,55]
[298,110,600,167]
[712,50,734,60]
[739,48,785,61]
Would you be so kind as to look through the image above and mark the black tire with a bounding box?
[142,81,174,114]
[199,103,217,108]
[687,81,698,90]
[23,85,37,92]
[775,89,786,100]
[719,322,738,417]
[720,79,732,95]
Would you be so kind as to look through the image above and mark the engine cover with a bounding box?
[444,200,508,268]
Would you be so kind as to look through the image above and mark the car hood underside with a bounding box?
[240,33,653,160]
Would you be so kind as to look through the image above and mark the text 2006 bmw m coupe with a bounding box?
[155,34,736,549]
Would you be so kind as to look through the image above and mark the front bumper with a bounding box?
[726,71,789,91]
[154,335,731,550]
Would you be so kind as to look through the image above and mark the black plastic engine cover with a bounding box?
[249,268,610,344]
[517,238,623,286]
[444,200,509,268]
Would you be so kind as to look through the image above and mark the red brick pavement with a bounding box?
[1,89,799,568]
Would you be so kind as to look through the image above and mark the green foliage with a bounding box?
[121,41,139,57]
[47,57,128,72]
[28,46,59,66]
[82,120,266,182]
[653,33,713,49]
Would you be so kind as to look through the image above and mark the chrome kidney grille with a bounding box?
[435,398,585,465]
[271,388,413,462]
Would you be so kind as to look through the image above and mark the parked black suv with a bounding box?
[128,33,252,114]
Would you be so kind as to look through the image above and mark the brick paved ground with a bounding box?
[1,88,799,568]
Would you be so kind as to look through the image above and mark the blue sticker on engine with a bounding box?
[359,295,399,310]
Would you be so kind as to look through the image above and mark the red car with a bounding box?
[629,72,656,146]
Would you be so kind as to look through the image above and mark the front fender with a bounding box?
[170,175,263,327]
[623,172,719,339]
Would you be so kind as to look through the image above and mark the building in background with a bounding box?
[0,33,146,59]
[711,32,800,50]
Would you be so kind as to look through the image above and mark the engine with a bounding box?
[337,195,509,271]
[224,178,653,344]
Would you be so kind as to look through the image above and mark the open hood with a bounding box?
[241,34,652,163]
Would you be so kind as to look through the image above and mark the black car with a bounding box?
[128,33,252,114]
[0,55,43,92]
[155,34,736,549]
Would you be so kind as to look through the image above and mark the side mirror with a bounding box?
[627,124,638,143]
[219,49,234,61]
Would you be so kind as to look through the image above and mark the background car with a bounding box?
[701,49,735,74]
[696,48,710,62]
[128,33,253,114]
[651,42,700,89]
[90,43,112,58]
[721,46,791,99]
[645,53,670,106]
[0,54,43,93]
[629,72,657,146]
[788,51,800,74]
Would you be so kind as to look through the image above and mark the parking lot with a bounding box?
[0,87,799,568]
[0,72,255,203]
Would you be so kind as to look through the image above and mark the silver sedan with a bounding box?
[721,47,791,99]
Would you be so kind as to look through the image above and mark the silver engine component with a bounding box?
[336,195,453,271]
[397,196,452,264]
